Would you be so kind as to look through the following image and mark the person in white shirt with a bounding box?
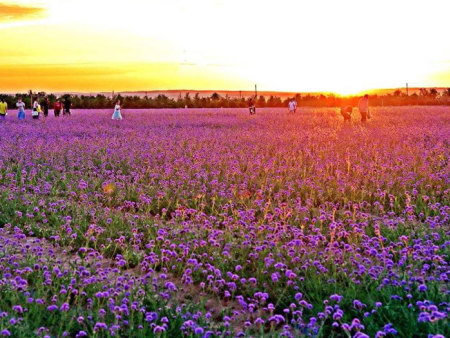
[16,98,26,120]
[288,99,295,114]
[358,94,369,122]
[112,100,123,120]
[32,99,40,119]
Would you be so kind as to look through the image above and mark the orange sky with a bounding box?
[0,0,449,94]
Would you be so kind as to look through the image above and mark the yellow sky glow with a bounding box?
[0,0,449,94]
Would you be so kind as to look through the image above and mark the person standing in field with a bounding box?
[288,99,295,114]
[16,98,26,120]
[0,98,8,120]
[358,94,369,122]
[63,96,71,116]
[112,100,123,120]
[41,96,49,117]
[248,97,256,115]
[32,98,41,119]
[54,99,62,117]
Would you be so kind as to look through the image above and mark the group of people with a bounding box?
[0,97,124,121]
[340,94,370,122]
[0,96,72,120]
[2,95,370,122]
[245,95,370,123]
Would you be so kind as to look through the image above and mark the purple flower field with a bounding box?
[0,107,448,337]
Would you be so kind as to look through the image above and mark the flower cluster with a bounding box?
[0,107,448,336]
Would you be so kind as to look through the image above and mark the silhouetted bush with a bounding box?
[1,89,448,109]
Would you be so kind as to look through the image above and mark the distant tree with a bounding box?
[267,95,282,107]
[394,89,402,96]
[176,94,184,108]
[419,88,429,96]
[184,93,191,104]
[257,95,266,107]
[211,92,220,100]
[194,93,201,106]
[429,88,438,98]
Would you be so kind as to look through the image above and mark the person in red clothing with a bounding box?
[54,99,62,117]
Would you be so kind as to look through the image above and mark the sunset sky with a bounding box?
[0,0,449,94]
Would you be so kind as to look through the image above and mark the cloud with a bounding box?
[0,3,45,21]
[0,62,243,92]
[0,63,131,78]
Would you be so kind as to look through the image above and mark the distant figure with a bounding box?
[41,96,49,117]
[32,99,41,119]
[358,94,369,122]
[293,98,297,113]
[16,98,26,120]
[112,100,123,120]
[340,106,352,122]
[0,98,7,120]
[248,97,256,115]
[54,99,62,117]
[63,97,71,116]
[288,99,296,113]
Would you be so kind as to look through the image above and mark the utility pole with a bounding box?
[255,84,257,98]
[406,82,409,96]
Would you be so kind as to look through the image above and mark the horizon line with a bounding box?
[1,86,448,96]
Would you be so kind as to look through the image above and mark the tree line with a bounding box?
[1,88,449,109]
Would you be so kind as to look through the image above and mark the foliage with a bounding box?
[0,108,448,337]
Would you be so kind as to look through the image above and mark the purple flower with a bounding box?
[353,300,366,310]
[12,305,23,313]
[94,323,108,331]
[254,317,265,325]
[60,303,70,311]
[47,305,58,311]
[164,281,177,291]
[153,326,166,333]
[271,273,279,282]
[330,294,343,303]
[194,327,204,335]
